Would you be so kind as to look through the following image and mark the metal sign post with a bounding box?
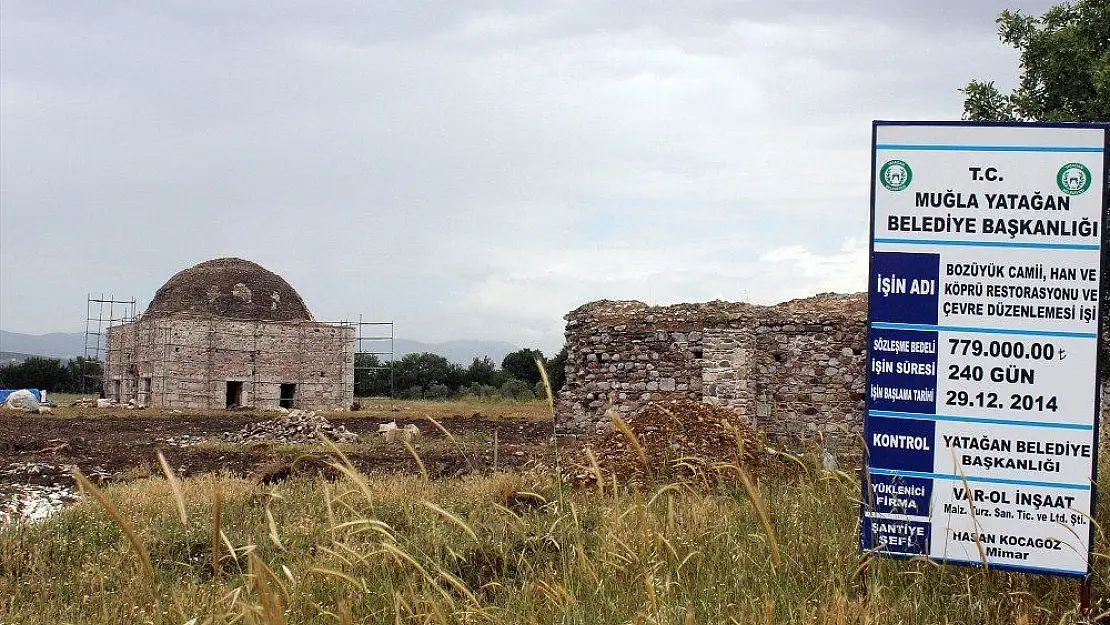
[860,122,1109,604]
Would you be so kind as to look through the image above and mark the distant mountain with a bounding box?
[0,330,86,359]
[0,329,517,366]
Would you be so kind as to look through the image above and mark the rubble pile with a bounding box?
[564,400,767,485]
[225,409,358,444]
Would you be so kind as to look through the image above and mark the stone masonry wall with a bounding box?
[105,315,354,410]
[750,322,867,448]
[556,294,869,450]
[556,294,1110,451]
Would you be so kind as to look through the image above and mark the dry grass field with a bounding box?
[1,396,1107,623]
[1,446,1108,623]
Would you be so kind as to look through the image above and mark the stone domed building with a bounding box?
[104,258,354,410]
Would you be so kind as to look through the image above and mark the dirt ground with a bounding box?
[0,399,556,490]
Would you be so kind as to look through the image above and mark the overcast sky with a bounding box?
[0,1,1053,353]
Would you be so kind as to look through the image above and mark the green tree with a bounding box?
[961,1,1110,122]
[962,1,1110,377]
[546,345,569,393]
[0,357,67,392]
[425,383,451,400]
[354,353,393,397]
[501,348,545,386]
[63,357,102,393]
[464,356,501,387]
[392,353,465,393]
[499,378,533,401]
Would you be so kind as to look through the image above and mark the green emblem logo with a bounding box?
[1056,162,1092,196]
[880,160,913,192]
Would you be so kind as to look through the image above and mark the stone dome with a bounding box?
[145,258,314,321]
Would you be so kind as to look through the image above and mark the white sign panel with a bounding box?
[861,121,1109,578]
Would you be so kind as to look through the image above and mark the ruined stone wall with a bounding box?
[556,294,1110,450]
[105,315,354,410]
[749,322,867,448]
[556,294,869,450]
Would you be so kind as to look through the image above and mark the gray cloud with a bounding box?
[0,1,1054,352]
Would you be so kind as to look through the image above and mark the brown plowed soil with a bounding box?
[0,402,555,489]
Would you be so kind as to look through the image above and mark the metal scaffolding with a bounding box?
[355,316,395,398]
[321,317,396,399]
[82,294,137,394]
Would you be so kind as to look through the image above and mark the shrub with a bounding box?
[499,378,532,401]
[425,383,450,400]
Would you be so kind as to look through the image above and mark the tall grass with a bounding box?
[2,456,1107,623]
[3,374,1107,622]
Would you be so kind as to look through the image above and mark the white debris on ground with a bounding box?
[224,409,358,444]
[0,462,108,530]
[0,482,78,529]
[157,434,208,447]
[69,397,115,408]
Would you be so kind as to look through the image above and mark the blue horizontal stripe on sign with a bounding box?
[873,238,1100,251]
[870,322,1097,339]
[868,409,1094,431]
[875,143,1104,153]
[869,468,1091,491]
